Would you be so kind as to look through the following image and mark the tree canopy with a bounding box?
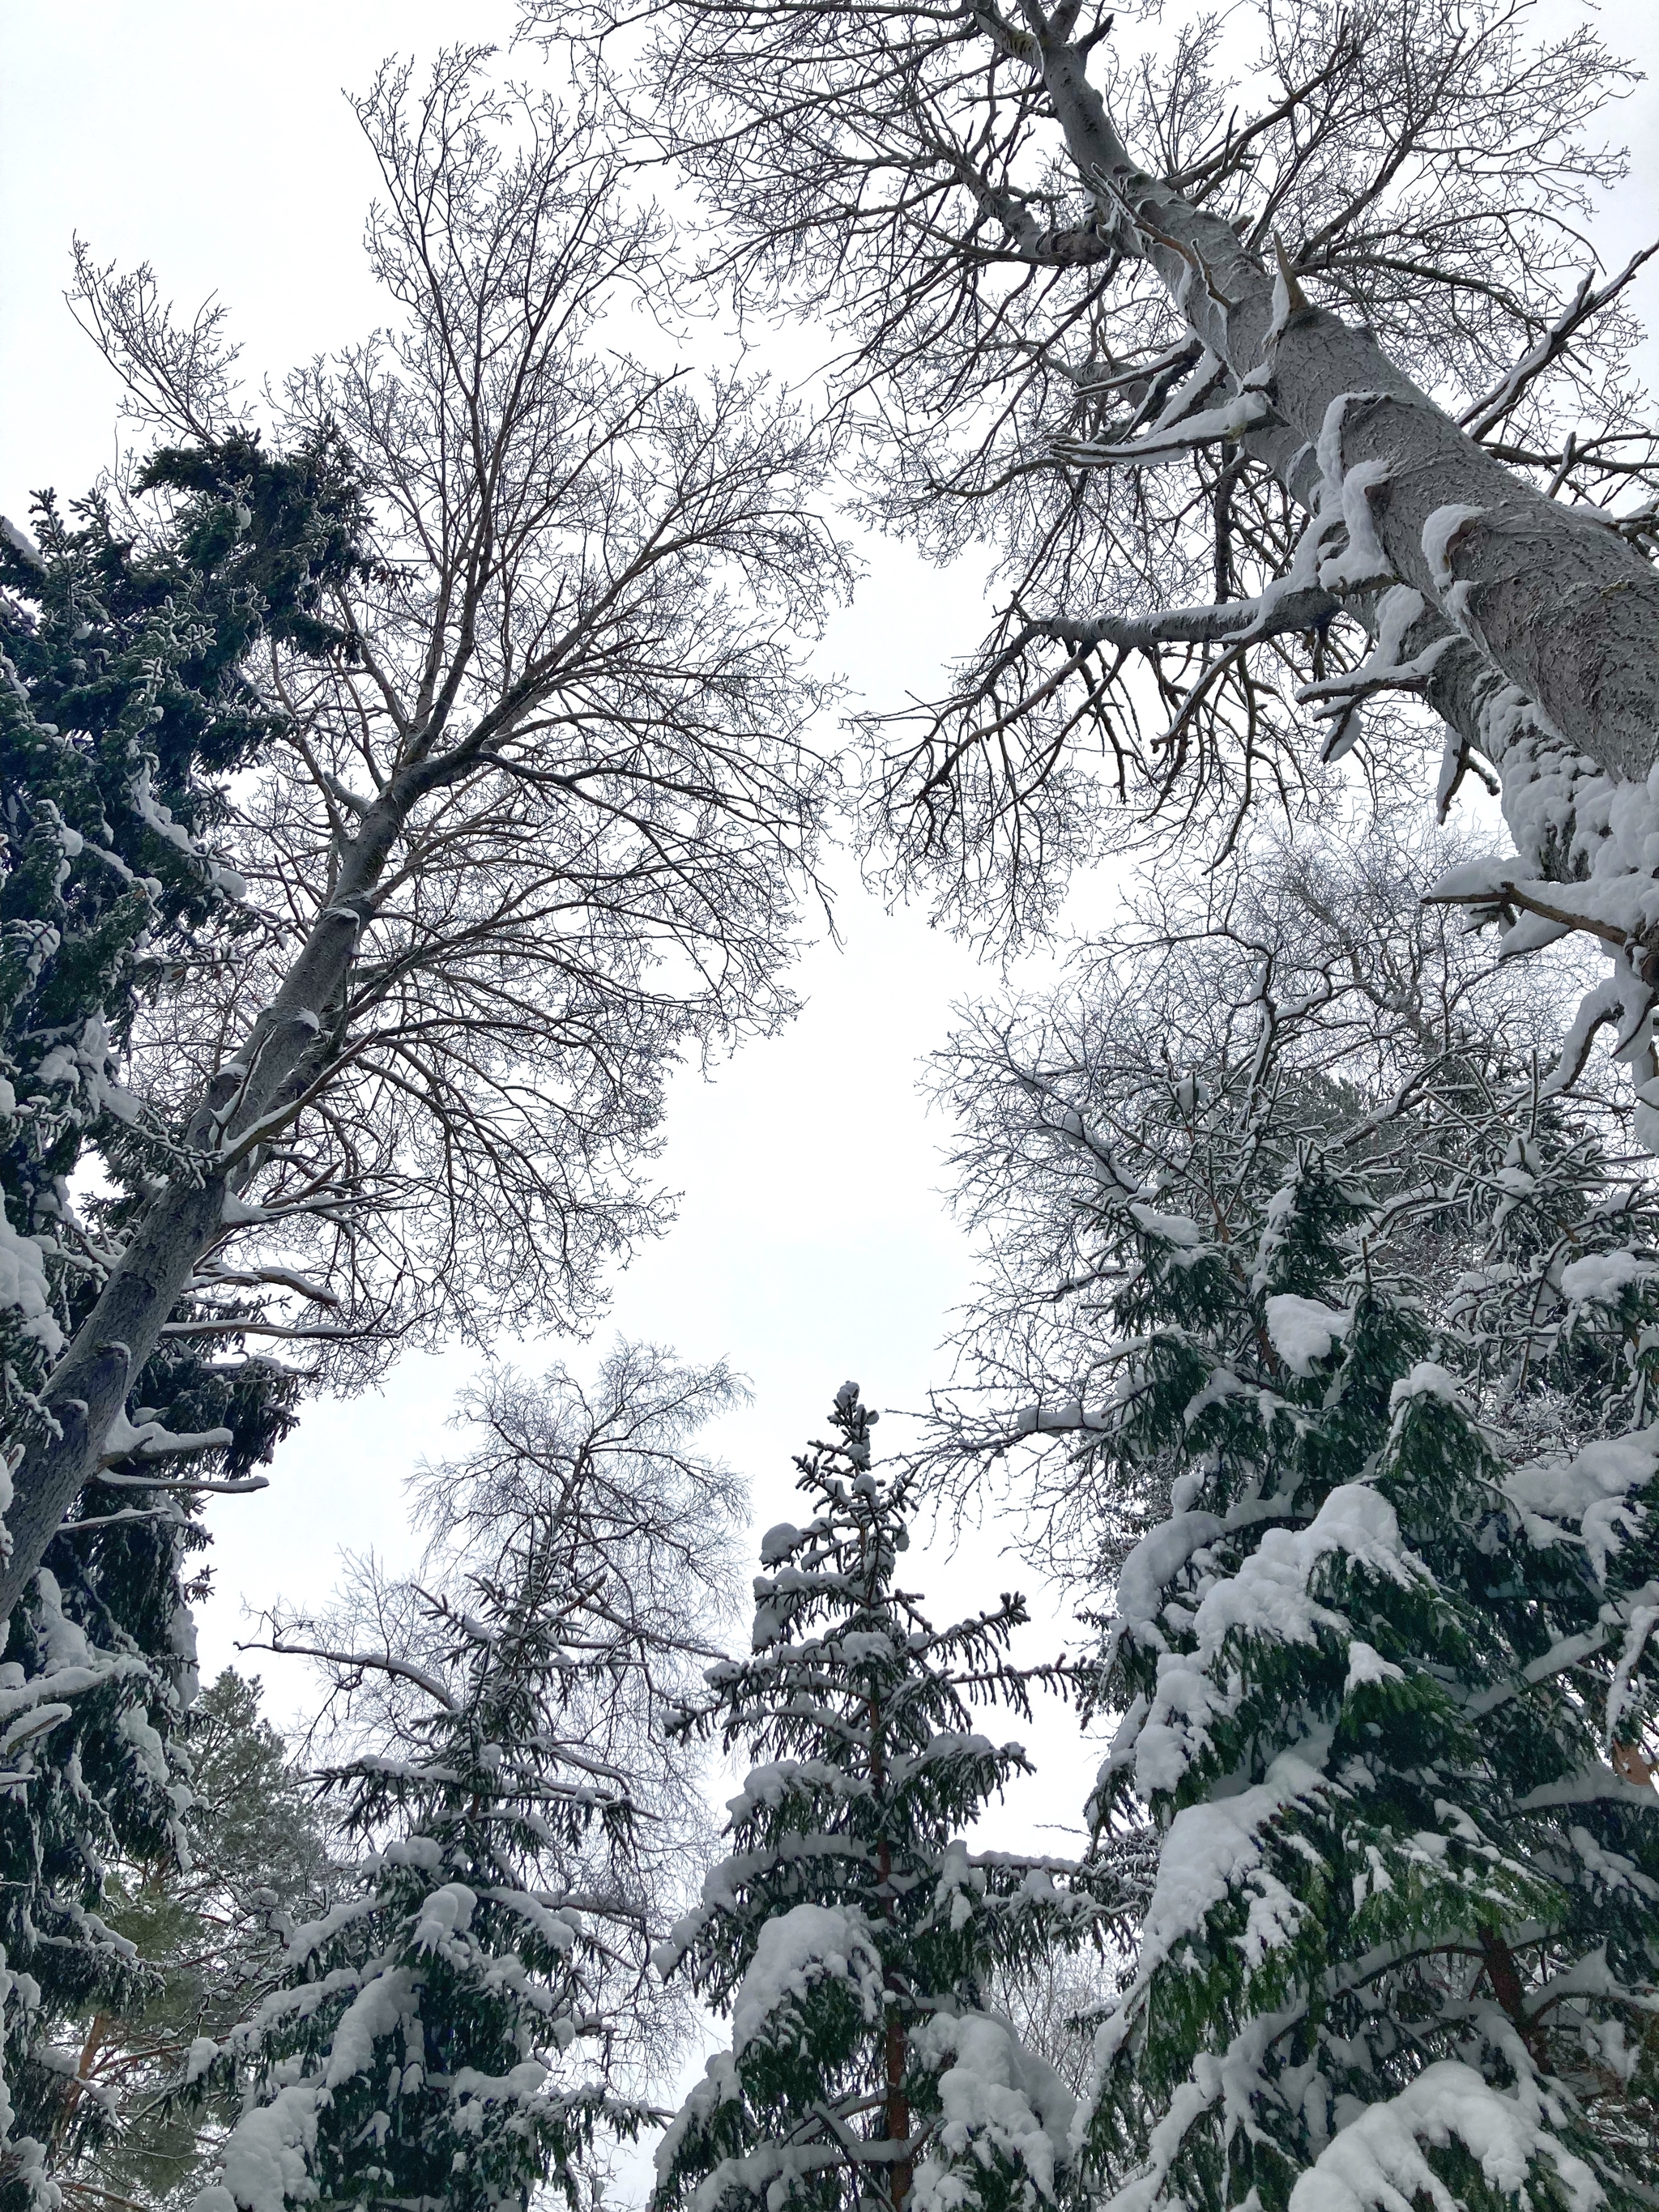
[2,11,1658,2212]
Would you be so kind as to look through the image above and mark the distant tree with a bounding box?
[982,1947,1128,2106]
[919,820,1597,1568]
[0,46,847,1620]
[192,1343,748,2212]
[651,1383,1137,2212]
[57,1671,336,2212]
[411,1342,752,1842]
[920,832,1659,2208]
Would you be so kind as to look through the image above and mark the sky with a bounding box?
[2,0,1657,1858]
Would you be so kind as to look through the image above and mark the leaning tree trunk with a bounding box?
[0,794,406,1623]
[1018,21,1659,786]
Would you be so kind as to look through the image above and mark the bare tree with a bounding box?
[552,0,1659,946]
[985,1943,1130,2101]
[909,817,1626,1573]
[299,1337,748,1846]
[0,50,848,1617]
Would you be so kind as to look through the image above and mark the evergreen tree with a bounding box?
[652,1385,1130,2212]
[0,441,365,2210]
[184,1348,757,2212]
[176,1344,744,2212]
[915,833,1659,2208]
[1031,1064,1659,2207]
[60,1671,338,2210]
[186,1591,644,2212]
[0,436,363,1465]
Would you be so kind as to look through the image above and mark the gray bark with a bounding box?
[0,799,402,1622]
[1019,15,1659,787]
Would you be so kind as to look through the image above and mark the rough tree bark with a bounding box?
[1017,12,1659,785]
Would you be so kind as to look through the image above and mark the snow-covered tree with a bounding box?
[187,1545,643,2212]
[190,1344,747,2212]
[0,438,365,2212]
[1075,1149,1659,2210]
[651,1383,1134,2212]
[559,0,1658,943]
[0,437,362,1476]
[57,1670,339,2212]
[919,821,1596,1570]
[1,49,847,1622]
[920,836,1659,2209]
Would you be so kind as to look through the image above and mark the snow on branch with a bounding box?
[97,1408,235,1470]
[1057,389,1275,471]
[1461,241,1659,445]
[1282,2061,1600,2212]
[1021,583,1340,659]
[240,1627,460,1711]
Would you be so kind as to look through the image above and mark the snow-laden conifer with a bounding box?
[925,842,1659,2208]
[189,1345,742,2212]
[0,441,364,2212]
[69,1670,339,2211]
[1077,1136,1658,2210]
[652,1385,1137,2212]
[186,1546,646,2212]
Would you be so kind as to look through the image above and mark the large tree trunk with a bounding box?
[0,800,403,1624]
[1026,20,1659,789]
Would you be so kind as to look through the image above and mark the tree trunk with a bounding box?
[1028,19,1659,787]
[884,2006,913,2211]
[0,794,406,1623]
[875,1835,913,2211]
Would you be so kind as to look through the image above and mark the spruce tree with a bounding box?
[0,440,365,2207]
[185,1343,747,2212]
[1056,1083,1659,2209]
[652,1385,1128,2212]
[188,1530,656,2212]
[0,436,363,1466]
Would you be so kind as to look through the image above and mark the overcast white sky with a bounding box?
[2,0,1655,1865]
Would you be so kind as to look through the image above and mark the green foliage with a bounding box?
[654,1387,1129,2212]
[0,437,365,2211]
[190,1533,658,2212]
[57,1671,336,2210]
[0,432,364,1448]
[1057,1081,1659,2212]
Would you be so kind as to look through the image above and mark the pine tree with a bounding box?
[652,1385,1129,2212]
[1054,1080,1659,2210]
[914,833,1659,2207]
[183,1342,747,2212]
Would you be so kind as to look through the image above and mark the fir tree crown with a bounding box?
[653,1384,1133,2212]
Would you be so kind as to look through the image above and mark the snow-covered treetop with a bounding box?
[667,1382,1085,1976]
[651,1385,1138,2212]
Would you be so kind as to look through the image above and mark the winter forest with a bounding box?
[2,0,1658,2204]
